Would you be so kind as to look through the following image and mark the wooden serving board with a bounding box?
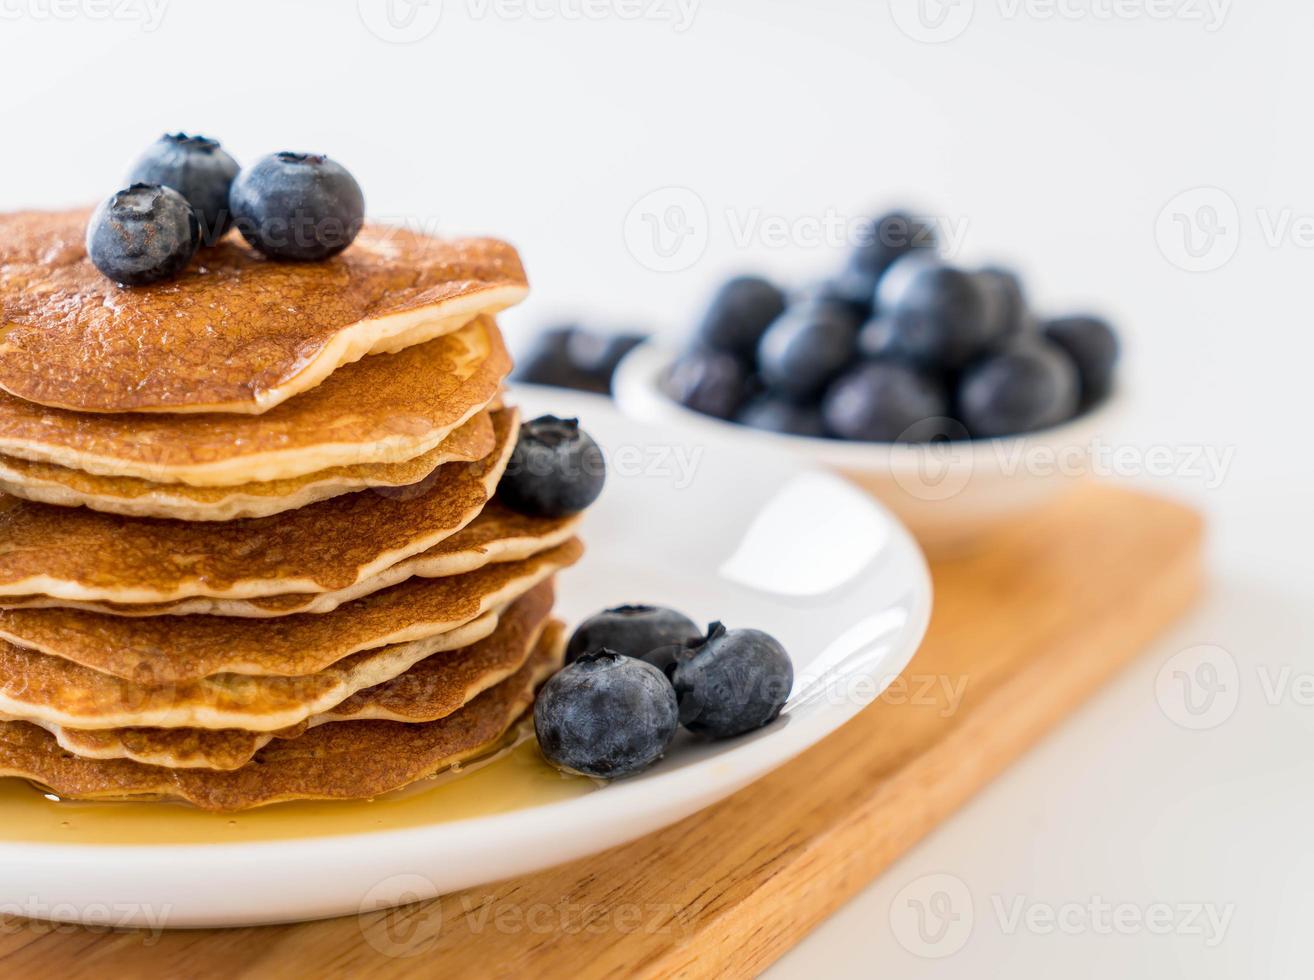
[0,484,1202,979]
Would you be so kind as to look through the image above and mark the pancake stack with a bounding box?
[0,210,587,810]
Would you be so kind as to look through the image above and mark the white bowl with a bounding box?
[614,343,1123,554]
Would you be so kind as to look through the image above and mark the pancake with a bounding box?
[0,637,561,809]
[0,607,507,731]
[0,410,496,521]
[0,315,511,487]
[0,210,527,415]
[5,504,581,618]
[0,409,518,604]
[0,539,582,682]
[0,616,496,733]
[32,593,559,770]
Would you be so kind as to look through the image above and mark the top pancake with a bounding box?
[0,315,511,487]
[0,210,528,414]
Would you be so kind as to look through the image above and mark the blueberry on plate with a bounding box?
[846,210,938,282]
[1041,315,1119,407]
[229,151,365,261]
[757,302,859,401]
[672,622,793,739]
[694,275,787,358]
[128,133,240,245]
[498,416,605,517]
[958,339,1080,437]
[663,348,748,420]
[881,261,991,370]
[822,361,949,442]
[736,395,828,438]
[534,651,679,778]
[85,183,200,286]
[975,266,1028,348]
[565,604,702,665]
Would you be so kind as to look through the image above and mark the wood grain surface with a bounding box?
[0,484,1203,980]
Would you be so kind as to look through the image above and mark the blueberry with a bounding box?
[800,270,877,322]
[85,183,200,287]
[512,327,602,392]
[975,266,1028,348]
[736,395,828,437]
[757,302,859,401]
[229,152,364,261]
[847,210,938,281]
[1041,315,1119,407]
[128,133,239,246]
[856,315,899,361]
[534,651,678,778]
[565,604,701,665]
[694,276,787,357]
[663,348,748,420]
[958,340,1080,437]
[498,416,605,517]
[822,361,949,442]
[565,330,646,389]
[881,261,990,370]
[672,622,793,739]
[873,251,939,314]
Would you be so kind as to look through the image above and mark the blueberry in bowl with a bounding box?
[663,347,750,420]
[229,152,365,261]
[756,300,859,402]
[736,395,828,438]
[958,339,1080,438]
[128,133,240,246]
[822,361,949,442]
[86,183,201,286]
[974,266,1029,349]
[880,261,990,370]
[846,210,938,283]
[1041,314,1119,408]
[694,275,787,359]
[610,204,1125,550]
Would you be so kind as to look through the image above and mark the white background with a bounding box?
[1,1,1311,975]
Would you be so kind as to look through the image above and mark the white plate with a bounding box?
[0,387,930,928]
